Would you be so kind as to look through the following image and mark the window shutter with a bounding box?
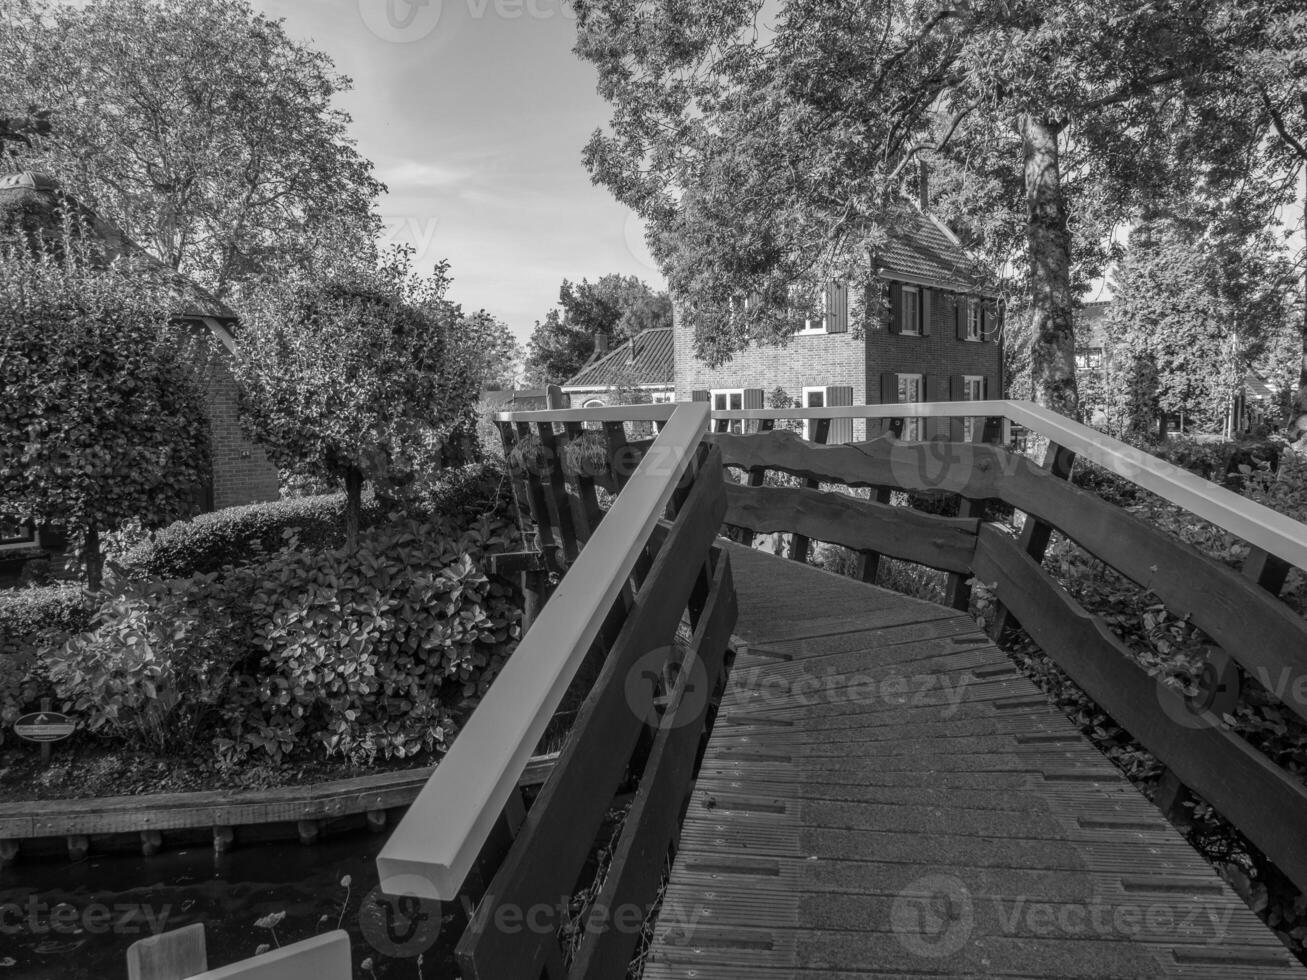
[888,284,902,334]
[955,297,965,340]
[691,389,710,402]
[879,372,899,404]
[825,385,854,444]
[921,289,932,336]
[827,282,849,333]
[949,375,966,442]
[742,387,765,434]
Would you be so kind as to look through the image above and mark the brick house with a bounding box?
[674,206,1002,443]
[562,327,675,407]
[0,171,279,575]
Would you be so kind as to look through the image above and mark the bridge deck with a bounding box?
[645,543,1304,979]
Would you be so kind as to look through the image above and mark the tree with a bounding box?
[0,248,212,590]
[573,0,1282,417]
[234,250,487,548]
[524,274,671,385]
[0,0,384,301]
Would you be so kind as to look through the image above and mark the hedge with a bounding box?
[117,491,387,579]
[0,582,94,646]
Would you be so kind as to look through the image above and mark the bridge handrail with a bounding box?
[376,400,711,900]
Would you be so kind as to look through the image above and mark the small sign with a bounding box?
[14,711,75,743]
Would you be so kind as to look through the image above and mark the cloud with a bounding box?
[378,160,471,190]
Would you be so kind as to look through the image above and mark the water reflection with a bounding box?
[0,832,461,979]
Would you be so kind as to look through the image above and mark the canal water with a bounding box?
[0,832,462,979]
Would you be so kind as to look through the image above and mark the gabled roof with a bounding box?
[564,327,674,389]
[876,208,985,291]
[0,171,238,323]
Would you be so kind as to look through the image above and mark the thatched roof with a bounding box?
[0,171,237,323]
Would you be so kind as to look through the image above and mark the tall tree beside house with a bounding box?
[0,245,212,590]
[0,0,384,302]
[524,274,671,385]
[233,250,486,549]
[572,0,1290,417]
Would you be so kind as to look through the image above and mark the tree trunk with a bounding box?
[1022,114,1079,419]
[84,526,103,592]
[345,467,363,552]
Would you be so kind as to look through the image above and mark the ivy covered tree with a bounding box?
[233,249,488,548]
[0,249,212,590]
[524,274,671,385]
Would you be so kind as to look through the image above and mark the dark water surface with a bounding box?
[0,832,462,979]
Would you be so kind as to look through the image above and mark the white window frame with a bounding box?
[961,375,984,440]
[711,388,745,434]
[650,390,674,404]
[900,286,921,336]
[898,373,924,441]
[582,398,606,408]
[0,518,37,551]
[801,386,826,441]
[797,289,828,335]
[965,299,982,341]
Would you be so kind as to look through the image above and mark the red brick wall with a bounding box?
[673,285,1002,440]
[203,354,281,510]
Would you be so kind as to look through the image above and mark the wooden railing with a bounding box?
[377,400,737,979]
[704,398,1307,898]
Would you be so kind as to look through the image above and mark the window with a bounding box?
[965,300,982,341]
[897,373,924,441]
[961,375,984,440]
[582,398,605,408]
[1075,349,1103,371]
[711,388,744,434]
[650,391,674,404]
[900,287,921,335]
[801,386,826,441]
[0,518,36,550]
[798,290,828,334]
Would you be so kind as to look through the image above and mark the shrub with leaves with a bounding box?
[48,573,251,751]
[0,247,212,588]
[219,514,522,764]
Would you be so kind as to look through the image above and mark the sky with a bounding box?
[253,0,664,345]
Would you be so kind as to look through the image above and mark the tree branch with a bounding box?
[1261,87,1307,164]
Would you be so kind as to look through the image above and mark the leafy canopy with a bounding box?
[0,243,212,580]
[0,0,384,300]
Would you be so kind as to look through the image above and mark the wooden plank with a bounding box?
[990,440,1075,637]
[378,404,710,901]
[457,453,727,979]
[535,419,582,564]
[570,558,738,980]
[723,483,977,574]
[563,421,606,543]
[789,418,830,564]
[973,522,1307,896]
[946,416,1003,609]
[709,429,1307,725]
[127,923,207,980]
[183,931,350,980]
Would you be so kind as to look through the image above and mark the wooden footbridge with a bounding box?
[178,399,1307,978]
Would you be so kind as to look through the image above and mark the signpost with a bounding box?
[13,698,74,763]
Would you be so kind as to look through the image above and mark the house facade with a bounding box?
[0,171,279,578]
[673,208,1002,443]
[562,327,675,408]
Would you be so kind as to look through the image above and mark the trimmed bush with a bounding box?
[48,512,523,764]
[117,492,386,579]
[0,583,92,725]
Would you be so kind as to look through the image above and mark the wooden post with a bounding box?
[127,923,207,980]
[987,440,1076,641]
[1243,546,1290,597]
[945,416,1004,610]
[789,417,830,564]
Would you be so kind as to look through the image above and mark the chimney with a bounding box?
[918,158,929,211]
[594,331,609,356]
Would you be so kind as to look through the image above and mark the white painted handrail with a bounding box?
[493,402,677,424]
[377,401,710,900]
[701,399,1307,573]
